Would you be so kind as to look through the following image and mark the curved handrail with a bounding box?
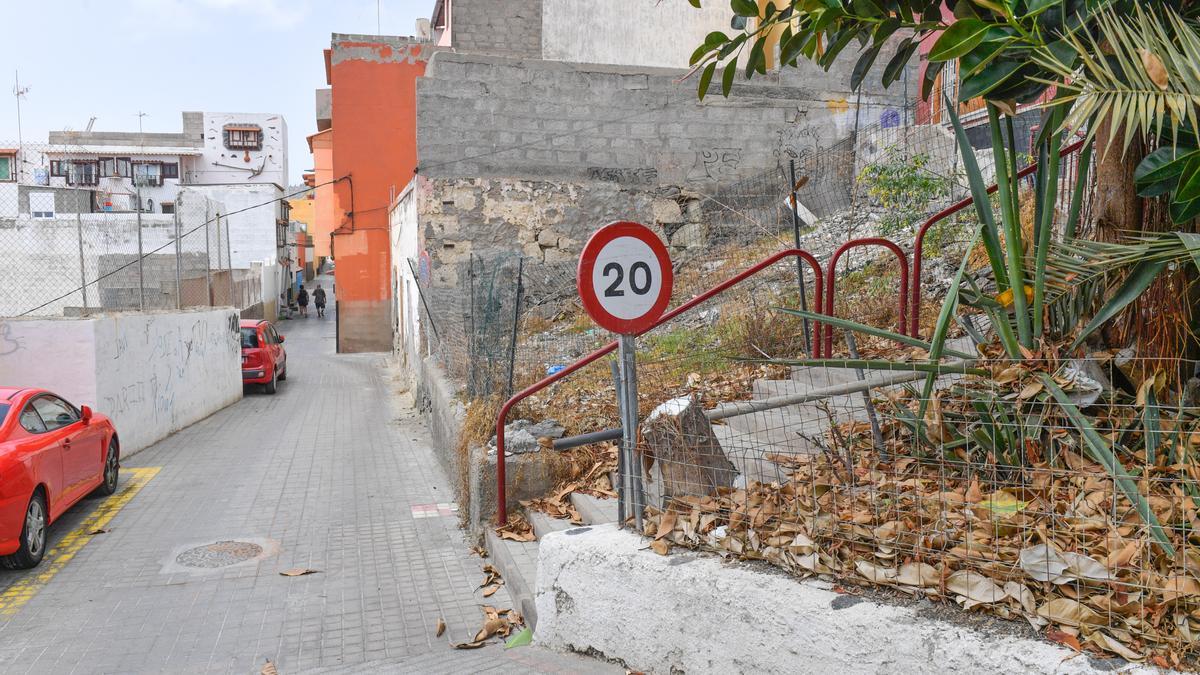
[909,138,1087,337]
[823,237,909,357]
[496,247,825,525]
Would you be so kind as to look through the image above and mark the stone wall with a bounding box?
[451,0,543,59]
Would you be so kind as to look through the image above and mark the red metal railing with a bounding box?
[822,237,911,356]
[496,248,824,525]
[908,139,1087,337]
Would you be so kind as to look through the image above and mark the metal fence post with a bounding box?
[174,207,182,309]
[136,185,145,310]
[224,213,234,307]
[788,159,812,357]
[505,257,524,399]
[76,212,88,314]
[204,201,213,306]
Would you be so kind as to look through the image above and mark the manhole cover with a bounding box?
[176,540,264,568]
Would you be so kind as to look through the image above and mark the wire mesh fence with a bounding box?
[0,141,265,319]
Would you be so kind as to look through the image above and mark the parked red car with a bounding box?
[0,388,120,569]
[241,320,287,394]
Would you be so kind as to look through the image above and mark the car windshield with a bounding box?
[240,327,259,348]
[0,403,8,426]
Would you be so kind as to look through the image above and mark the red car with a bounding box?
[241,320,287,394]
[0,388,120,569]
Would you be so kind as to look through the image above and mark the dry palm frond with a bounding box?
[1034,4,1200,155]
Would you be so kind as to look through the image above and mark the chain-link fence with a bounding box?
[0,141,269,319]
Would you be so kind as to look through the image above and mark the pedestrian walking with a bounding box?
[297,285,309,318]
[313,283,327,318]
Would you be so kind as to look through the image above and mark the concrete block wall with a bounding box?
[451,0,542,59]
[0,308,242,456]
[416,50,913,187]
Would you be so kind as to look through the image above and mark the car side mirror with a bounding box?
[278,335,285,343]
[81,406,93,425]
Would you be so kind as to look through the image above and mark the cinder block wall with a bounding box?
[451,0,543,59]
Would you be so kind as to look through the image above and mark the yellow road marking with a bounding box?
[0,466,161,617]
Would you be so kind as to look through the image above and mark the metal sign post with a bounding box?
[617,333,644,531]
[576,221,673,530]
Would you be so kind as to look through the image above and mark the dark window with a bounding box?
[224,126,262,151]
[162,162,179,179]
[49,160,66,177]
[32,396,79,431]
[0,403,9,426]
[240,327,260,348]
[19,405,46,434]
[0,155,13,181]
[66,161,99,186]
[98,157,131,178]
[267,325,281,344]
[132,161,163,187]
[160,201,175,215]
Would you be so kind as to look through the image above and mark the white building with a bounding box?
[0,111,289,318]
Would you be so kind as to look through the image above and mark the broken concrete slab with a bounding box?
[534,525,1162,675]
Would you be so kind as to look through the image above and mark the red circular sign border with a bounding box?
[577,221,674,335]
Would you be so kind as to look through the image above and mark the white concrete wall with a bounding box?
[192,113,288,189]
[182,184,282,268]
[0,308,241,456]
[541,0,733,68]
[260,262,282,320]
[389,179,423,372]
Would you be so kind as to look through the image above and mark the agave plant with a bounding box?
[690,0,1200,562]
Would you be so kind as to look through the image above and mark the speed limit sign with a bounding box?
[577,221,673,335]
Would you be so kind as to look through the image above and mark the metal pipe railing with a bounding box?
[909,138,1087,337]
[495,248,824,525]
[823,237,909,356]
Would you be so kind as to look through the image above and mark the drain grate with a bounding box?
[176,540,264,568]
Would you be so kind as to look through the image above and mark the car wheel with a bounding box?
[265,368,278,395]
[2,490,47,570]
[97,440,119,496]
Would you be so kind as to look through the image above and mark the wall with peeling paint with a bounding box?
[328,34,432,353]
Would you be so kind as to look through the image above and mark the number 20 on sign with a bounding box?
[576,221,673,335]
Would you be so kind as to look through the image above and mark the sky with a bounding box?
[1,0,432,185]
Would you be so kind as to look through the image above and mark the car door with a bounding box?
[267,325,284,373]
[17,402,67,517]
[31,396,91,507]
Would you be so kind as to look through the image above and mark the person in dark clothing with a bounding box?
[313,283,327,318]
[297,285,309,318]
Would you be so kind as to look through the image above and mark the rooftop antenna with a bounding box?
[13,70,29,181]
[84,116,96,133]
[135,111,148,135]
[377,0,381,33]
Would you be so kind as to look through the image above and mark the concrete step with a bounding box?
[484,529,540,628]
[529,510,575,540]
[711,424,791,486]
[570,492,619,526]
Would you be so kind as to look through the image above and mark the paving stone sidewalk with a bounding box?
[0,281,617,674]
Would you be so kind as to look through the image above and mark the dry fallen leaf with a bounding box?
[451,640,487,650]
[435,618,446,637]
[655,511,678,541]
[1037,598,1102,627]
[473,618,508,642]
[1046,627,1082,652]
[279,568,321,577]
[261,660,279,675]
[482,584,501,598]
[650,540,670,555]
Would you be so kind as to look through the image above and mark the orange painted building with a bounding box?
[306,128,335,264]
[317,34,431,352]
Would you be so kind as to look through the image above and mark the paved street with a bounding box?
[0,280,615,674]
